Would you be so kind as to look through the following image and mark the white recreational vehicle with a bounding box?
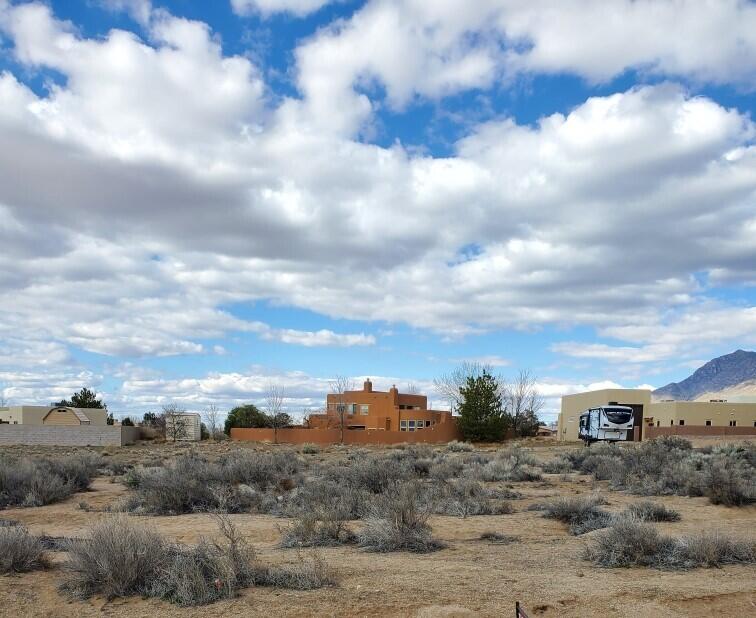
[578,405,634,444]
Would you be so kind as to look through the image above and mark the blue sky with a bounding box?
[1,0,755,422]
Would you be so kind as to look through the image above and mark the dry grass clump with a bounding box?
[358,483,446,553]
[122,451,302,515]
[446,441,474,452]
[625,501,681,522]
[60,516,169,600]
[477,447,542,482]
[61,515,334,606]
[479,531,519,544]
[537,494,613,535]
[280,511,355,548]
[584,518,755,570]
[0,526,49,574]
[300,443,320,455]
[252,553,335,590]
[0,454,100,508]
[432,478,514,517]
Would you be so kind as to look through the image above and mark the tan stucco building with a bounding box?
[646,400,756,430]
[0,405,108,426]
[558,389,651,442]
[558,389,756,441]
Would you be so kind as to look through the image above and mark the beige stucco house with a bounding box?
[0,405,108,426]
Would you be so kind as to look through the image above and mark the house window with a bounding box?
[425,420,432,427]
[705,420,712,426]
[400,420,407,431]
[679,420,685,426]
[729,420,737,427]
[656,421,660,427]
[670,420,674,426]
[408,420,415,431]
[360,405,369,415]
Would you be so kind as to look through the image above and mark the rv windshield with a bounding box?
[604,408,632,424]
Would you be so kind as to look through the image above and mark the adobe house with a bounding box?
[0,405,108,426]
[307,379,454,432]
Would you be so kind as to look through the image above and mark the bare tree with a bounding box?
[434,361,505,413]
[203,403,222,440]
[0,382,7,408]
[264,383,291,444]
[504,369,544,438]
[329,375,355,444]
[163,403,189,442]
[405,383,419,395]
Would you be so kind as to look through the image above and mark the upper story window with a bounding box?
[360,405,369,415]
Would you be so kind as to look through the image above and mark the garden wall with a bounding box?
[0,424,139,446]
[231,421,461,445]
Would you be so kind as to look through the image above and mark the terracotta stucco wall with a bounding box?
[231,419,461,445]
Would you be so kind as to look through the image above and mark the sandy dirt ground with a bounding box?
[0,441,754,617]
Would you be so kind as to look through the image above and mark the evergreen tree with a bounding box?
[224,404,269,434]
[55,387,106,409]
[457,370,507,442]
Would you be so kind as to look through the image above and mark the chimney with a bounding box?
[390,384,398,404]
[364,378,373,392]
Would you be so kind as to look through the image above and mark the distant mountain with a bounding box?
[653,350,756,401]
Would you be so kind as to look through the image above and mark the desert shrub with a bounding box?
[280,478,368,520]
[583,519,676,568]
[301,444,320,455]
[625,501,681,522]
[280,511,355,548]
[704,460,755,507]
[218,450,301,489]
[0,526,48,573]
[149,520,254,608]
[539,494,613,535]
[432,479,514,517]
[446,441,474,452]
[60,516,168,599]
[479,531,519,544]
[358,483,445,553]
[325,456,411,494]
[251,553,335,590]
[541,456,573,474]
[0,454,99,508]
[429,457,465,481]
[568,511,614,535]
[584,519,755,569]
[122,454,274,515]
[61,515,331,605]
[564,438,755,508]
[478,457,542,482]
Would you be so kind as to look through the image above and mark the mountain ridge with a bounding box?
[653,349,756,401]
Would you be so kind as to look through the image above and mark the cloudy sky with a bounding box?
[1,0,755,422]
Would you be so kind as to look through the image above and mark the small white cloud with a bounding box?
[230,0,334,18]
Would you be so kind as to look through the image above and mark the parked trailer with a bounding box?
[578,405,634,444]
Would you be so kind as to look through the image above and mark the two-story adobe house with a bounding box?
[306,379,454,432]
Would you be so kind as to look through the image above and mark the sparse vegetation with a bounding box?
[584,518,756,570]
[479,531,519,544]
[537,494,613,535]
[358,483,446,553]
[563,438,755,507]
[626,501,681,522]
[0,454,100,508]
[0,526,49,573]
[61,515,333,606]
